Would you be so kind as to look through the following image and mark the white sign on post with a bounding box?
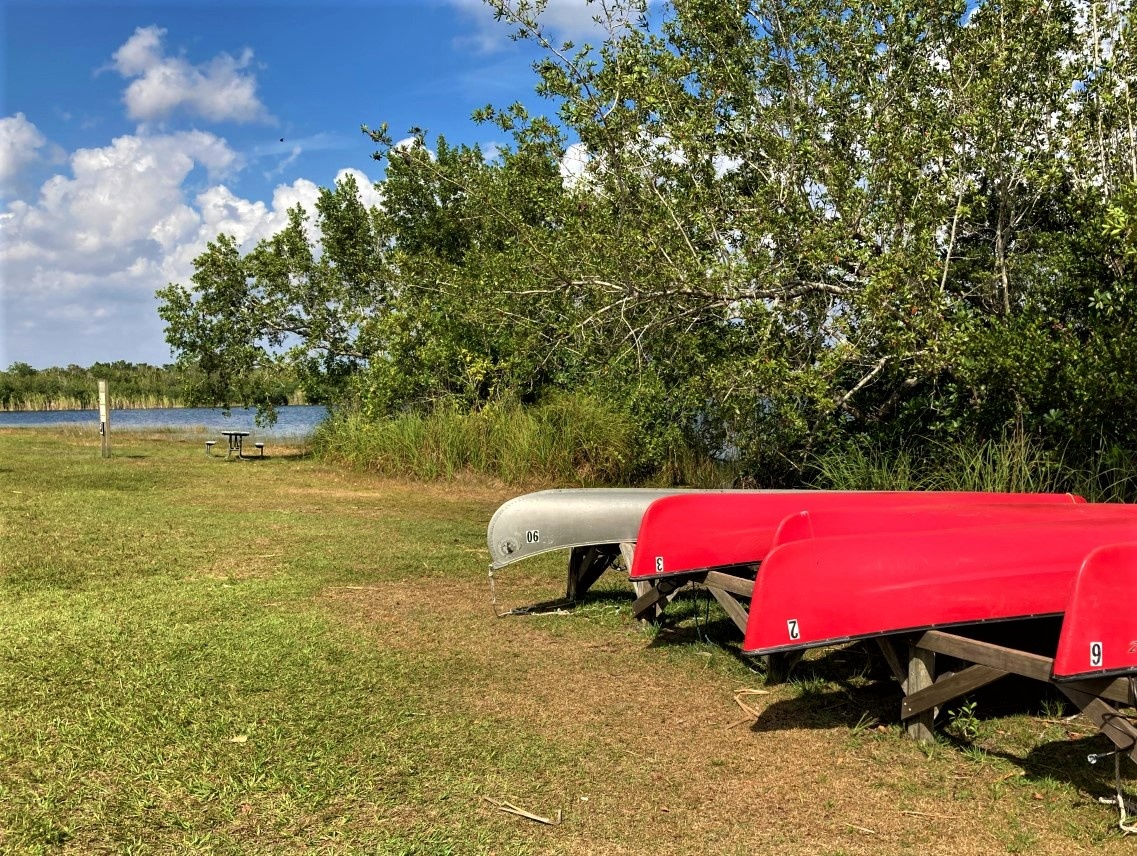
[98,379,110,458]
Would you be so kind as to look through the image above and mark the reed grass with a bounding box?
[0,393,312,412]
[312,394,635,485]
[811,432,1137,501]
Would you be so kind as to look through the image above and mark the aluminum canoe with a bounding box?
[486,488,752,569]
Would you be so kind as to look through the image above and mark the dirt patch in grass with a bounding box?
[321,577,1133,855]
[279,472,518,505]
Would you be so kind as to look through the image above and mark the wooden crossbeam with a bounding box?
[914,631,1053,681]
[703,570,757,598]
[901,664,1009,719]
[707,585,750,634]
[631,577,683,620]
[1058,684,1137,763]
[914,630,1134,705]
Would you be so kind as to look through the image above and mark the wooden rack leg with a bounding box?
[622,543,662,622]
[906,644,936,743]
[707,586,750,635]
[1058,684,1137,764]
[632,577,682,621]
[876,638,908,689]
[565,546,617,601]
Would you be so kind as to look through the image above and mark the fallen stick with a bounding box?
[734,695,759,719]
[483,796,559,825]
[901,810,958,820]
[733,688,769,719]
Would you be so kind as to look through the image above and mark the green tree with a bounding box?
[158,173,386,421]
[159,0,1137,477]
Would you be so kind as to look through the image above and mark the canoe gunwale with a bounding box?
[742,612,1065,658]
[629,561,760,583]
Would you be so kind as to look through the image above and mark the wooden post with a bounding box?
[906,643,936,742]
[97,379,110,458]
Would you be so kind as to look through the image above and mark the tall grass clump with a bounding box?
[811,431,1137,501]
[810,439,924,490]
[922,432,1065,493]
[312,393,635,485]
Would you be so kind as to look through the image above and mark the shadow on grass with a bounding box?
[254,450,313,461]
[994,732,1135,801]
[491,584,632,616]
[750,681,900,732]
[747,650,1135,809]
[206,451,313,462]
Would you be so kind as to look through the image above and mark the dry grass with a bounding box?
[321,576,1134,855]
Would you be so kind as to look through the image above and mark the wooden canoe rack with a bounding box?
[631,567,758,631]
[884,629,1137,760]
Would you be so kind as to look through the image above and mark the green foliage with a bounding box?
[947,699,982,743]
[811,431,1137,502]
[0,361,303,412]
[159,0,1137,480]
[157,174,385,423]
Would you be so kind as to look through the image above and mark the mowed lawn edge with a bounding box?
[0,429,1133,855]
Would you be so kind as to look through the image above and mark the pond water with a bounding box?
[0,405,329,438]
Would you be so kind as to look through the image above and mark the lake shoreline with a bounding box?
[0,404,329,437]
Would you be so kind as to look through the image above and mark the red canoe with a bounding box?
[628,491,1085,581]
[1053,542,1137,681]
[740,517,1137,656]
[771,502,1137,551]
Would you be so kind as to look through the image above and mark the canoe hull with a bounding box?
[1053,542,1137,681]
[741,518,1137,656]
[772,502,1137,550]
[629,491,1085,581]
[487,489,690,569]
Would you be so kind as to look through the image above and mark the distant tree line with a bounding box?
[158,0,1137,484]
[0,361,305,412]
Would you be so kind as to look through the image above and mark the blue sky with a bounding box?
[0,0,604,368]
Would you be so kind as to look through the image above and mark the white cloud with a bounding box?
[448,0,635,52]
[0,128,378,367]
[335,168,384,211]
[0,113,48,186]
[111,26,272,124]
[3,131,239,268]
[559,141,591,188]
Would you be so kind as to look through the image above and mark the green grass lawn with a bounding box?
[1,429,1135,855]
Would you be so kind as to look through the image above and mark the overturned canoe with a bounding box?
[771,501,1137,550]
[1053,542,1137,681]
[741,516,1137,656]
[486,488,697,569]
[628,490,1085,582]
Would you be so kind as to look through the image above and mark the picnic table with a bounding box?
[220,430,250,458]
